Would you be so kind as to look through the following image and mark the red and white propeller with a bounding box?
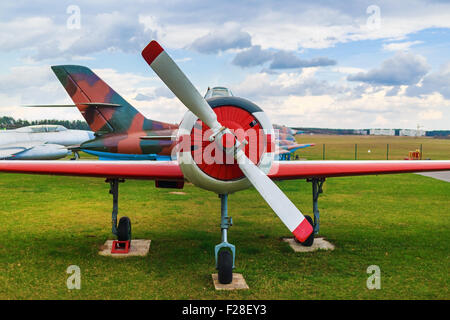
[142,41,313,242]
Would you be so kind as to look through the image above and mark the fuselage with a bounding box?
[0,125,94,160]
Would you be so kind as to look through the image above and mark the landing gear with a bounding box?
[217,249,233,284]
[106,178,132,241]
[117,216,132,241]
[215,194,235,284]
[296,178,326,247]
[70,151,80,160]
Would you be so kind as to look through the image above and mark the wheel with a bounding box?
[117,216,132,242]
[218,249,233,284]
[294,215,314,247]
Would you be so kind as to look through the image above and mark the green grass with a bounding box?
[0,135,449,299]
[0,173,448,299]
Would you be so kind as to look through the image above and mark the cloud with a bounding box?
[382,40,423,52]
[270,51,336,69]
[347,52,430,85]
[406,62,450,99]
[190,23,251,54]
[231,45,274,67]
[232,46,336,70]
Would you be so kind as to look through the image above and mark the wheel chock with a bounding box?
[111,240,130,254]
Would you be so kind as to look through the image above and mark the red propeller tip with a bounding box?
[292,218,313,242]
[142,40,164,65]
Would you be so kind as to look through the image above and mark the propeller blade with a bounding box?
[236,151,313,242]
[142,41,222,132]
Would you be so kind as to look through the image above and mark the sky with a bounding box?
[1,0,450,130]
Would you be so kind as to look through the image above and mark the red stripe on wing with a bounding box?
[0,161,184,181]
[269,160,450,180]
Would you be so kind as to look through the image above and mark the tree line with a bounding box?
[0,116,90,130]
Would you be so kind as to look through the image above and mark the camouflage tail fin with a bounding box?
[52,65,166,134]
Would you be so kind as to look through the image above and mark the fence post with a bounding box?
[323,144,325,160]
[355,144,357,160]
[386,144,389,160]
[420,144,423,160]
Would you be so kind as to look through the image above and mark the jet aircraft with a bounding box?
[0,124,94,160]
[1,41,450,285]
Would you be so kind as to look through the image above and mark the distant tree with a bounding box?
[0,115,90,130]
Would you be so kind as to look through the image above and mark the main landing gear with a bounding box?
[295,177,326,247]
[215,194,235,284]
[107,178,132,244]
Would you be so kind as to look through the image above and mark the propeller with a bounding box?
[142,40,313,242]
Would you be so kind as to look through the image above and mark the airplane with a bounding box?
[28,71,307,161]
[272,124,315,160]
[1,40,449,285]
[0,124,94,160]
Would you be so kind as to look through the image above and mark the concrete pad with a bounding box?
[416,171,450,182]
[98,239,151,258]
[212,273,249,290]
[283,237,335,252]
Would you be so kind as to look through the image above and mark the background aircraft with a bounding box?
[273,124,315,160]
[0,124,94,160]
[30,71,310,161]
[2,41,450,285]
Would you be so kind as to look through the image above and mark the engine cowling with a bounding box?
[177,96,275,194]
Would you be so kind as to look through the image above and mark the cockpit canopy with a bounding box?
[204,86,234,99]
[15,125,68,133]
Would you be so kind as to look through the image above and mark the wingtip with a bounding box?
[142,40,164,65]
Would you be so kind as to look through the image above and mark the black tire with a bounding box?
[218,250,233,284]
[294,215,314,247]
[117,216,132,242]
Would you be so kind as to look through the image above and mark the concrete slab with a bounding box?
[283,237,335,252]
[98,239,151,258]
[212,273,249,290]
[416,171,450,182]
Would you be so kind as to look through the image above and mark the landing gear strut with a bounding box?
[295,177,325,247]
[70,151,80,160]
[215,194,235,284]
[106,178,131,242]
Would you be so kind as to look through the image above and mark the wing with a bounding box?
[0,160,184,180]
[285,143,315,151]
[0,142,46,159]
[0,160,448,182]
[268,160,450,180]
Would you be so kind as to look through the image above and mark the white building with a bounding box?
[399,129,426,137]
[369,129,395,136]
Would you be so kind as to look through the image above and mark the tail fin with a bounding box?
[52,65,171,134]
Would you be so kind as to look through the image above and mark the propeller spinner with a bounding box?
[142,40,312,243]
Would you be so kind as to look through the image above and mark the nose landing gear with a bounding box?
[215,194,235,284]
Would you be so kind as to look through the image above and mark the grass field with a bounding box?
[0,135,449,299]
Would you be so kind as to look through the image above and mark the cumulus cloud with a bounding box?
[270,51,336,69]
[382,40,423,52]
[190,23,252,54]
[348,52,430,85]
[231,45,274,67]
[232,45,336,70]
[406,62,450,99]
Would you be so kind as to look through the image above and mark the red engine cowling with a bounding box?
[177,96,275,194]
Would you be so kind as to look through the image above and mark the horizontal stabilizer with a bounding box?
[24,103,121,108]
[139,135,174,140]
